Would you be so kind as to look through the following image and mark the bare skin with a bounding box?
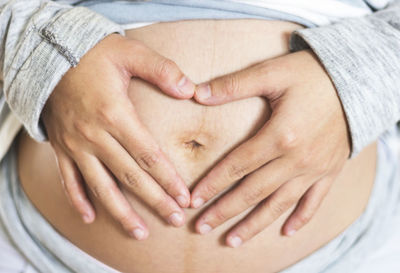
[192,50,351,246]
[18,20,377,273]
[42,5,349,245]
[42,34,196,239]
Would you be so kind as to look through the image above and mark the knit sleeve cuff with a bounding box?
[5,7,124,141]
[289,16,400,157]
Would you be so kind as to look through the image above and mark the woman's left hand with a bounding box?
[190,50,351,247]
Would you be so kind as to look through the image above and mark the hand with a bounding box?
[42,34,195,240]
[190,50,351,247]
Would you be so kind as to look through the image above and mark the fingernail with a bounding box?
[177,76,195,96]
[176,195,188,207]
[195,84,212,101]
[227,236,242,248]
[199,223,212,234]
[168,212,184,227]
[286,228,296,237]
[131,228,145,240]
[192,197,205,208]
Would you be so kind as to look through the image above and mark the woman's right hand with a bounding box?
[41,34,194,240]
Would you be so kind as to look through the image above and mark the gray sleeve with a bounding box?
[0,0,124,141]
[289,1,400,157]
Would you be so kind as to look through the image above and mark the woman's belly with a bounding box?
[17,20,377,273]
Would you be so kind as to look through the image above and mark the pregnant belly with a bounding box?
[17,20,377,273]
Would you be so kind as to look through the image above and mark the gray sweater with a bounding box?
[0,0,399,159]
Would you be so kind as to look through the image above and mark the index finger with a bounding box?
[107,108,191,208]
[124,40,195,98]
[194,60,286,105]
[190,121,283,209]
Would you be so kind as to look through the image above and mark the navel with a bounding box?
[184,140,204,151]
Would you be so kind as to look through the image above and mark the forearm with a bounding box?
[290,1,400,157]
[0,0,123,141]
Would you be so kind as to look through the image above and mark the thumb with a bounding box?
[194,62,282,105]
[125,41,195,99]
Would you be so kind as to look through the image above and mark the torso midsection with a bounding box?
[17,20,377,273]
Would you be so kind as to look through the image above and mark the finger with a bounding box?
[105,116,190,208]
[282,177,332,237]
[96,133,186,227]
[225,176,309,248]
[75,153,149,240]
[126,41,195,98]
[194,60,285,105]
[190,118,283,209]
[194,158,294,235]
[54,148,95,224]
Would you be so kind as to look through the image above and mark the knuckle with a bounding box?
[280,196,295,211]
[151,195,169,213]
[296,153,312,169]
[70,194,86,209]
[91,183,114,201]
[202,182,219,197]
[258,60,283,84]
[257,62,274,83]
[137,150,161,170]
[91,184,102,199]
[98,107,120,127]
[285,187,301,203]
[81,129,97,144]
[73,120,97,144]
[60,178,67,191]
[61,134,78,153]
[317,160,331,174]
[117,211,135,227]
[212,205,227,222]
[226,163,248,182]
[243,186,266,205]
[159,178,175,194]
[259,61,273,75]
[154,59,178,82]
[297,211,313,225]
[236,223,252,237]
[63,179,75,194]
[240,219,263,239]
[221,74,240,97]
[264,198,287,218]
[276,128,298,151]
[122,171,142,190]
[127,39,145,53]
